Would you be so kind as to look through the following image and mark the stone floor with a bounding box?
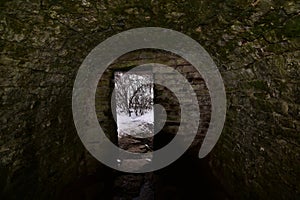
[59,136,230,200]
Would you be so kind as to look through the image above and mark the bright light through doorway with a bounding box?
[114,71,154,154]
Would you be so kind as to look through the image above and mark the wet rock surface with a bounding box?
[118,135,153,153]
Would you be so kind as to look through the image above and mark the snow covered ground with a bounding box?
[117,109,154,138]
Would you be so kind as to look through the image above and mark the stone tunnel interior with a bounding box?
[1,0,299,200]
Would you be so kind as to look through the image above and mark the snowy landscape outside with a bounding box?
[114,71,154,154]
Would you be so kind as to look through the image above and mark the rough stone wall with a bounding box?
[1,0,299,199]
[207,1,300,199]
[151,52,211,154]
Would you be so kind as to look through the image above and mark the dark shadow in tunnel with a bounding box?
[58,165,114,200]
[153,154,232,200]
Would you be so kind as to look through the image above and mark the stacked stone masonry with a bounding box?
[1,0,299,199]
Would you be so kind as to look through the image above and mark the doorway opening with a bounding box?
[114,71,154,154]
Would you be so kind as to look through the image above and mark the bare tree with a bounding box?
[114,72,153,117]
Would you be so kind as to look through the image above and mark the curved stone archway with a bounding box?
[1,0,299,199]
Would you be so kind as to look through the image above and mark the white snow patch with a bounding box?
[117,109,154,138]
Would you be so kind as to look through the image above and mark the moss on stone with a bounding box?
[248,80,269,91]
[282,15,300,38]
[1,0,299,199]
